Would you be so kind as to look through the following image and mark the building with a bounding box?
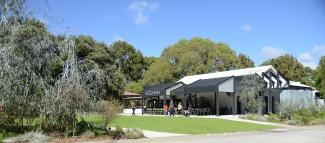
[141,65,319,115]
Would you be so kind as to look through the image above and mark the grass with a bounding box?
[82,115,277,134]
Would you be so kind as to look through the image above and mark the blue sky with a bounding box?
[28,0,325,69]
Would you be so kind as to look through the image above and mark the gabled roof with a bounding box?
[178,65,282,85]
[185,77,230,94]
[289,81,316,90]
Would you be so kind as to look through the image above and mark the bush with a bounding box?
[267,113,280,123]
[111,126,124,139]
[246,114,267,122]
[80,130,95,138]
[3,132,48,143]
[125,128,144,139]
[97,100,122,129]
[75,118,94,136]
[292,108,314,125]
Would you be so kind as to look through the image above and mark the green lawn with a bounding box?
[82,115,277,134]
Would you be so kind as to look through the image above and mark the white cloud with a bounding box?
[298,45,325,69]
[112,33,125,41]
[241,24,252,32]
[260,46,286,59]
[311,45,325,55]
[128,1,159,25]
[299,52,314,63]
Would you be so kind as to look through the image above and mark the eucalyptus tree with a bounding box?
[238,74,265,113]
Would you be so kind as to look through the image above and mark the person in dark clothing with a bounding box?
[169,100,175,116]
[131,103,136,116]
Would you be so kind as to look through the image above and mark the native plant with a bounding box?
[98,100,122,130]
[238,74,265,113]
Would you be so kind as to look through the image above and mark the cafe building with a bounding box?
[141,65,292,116]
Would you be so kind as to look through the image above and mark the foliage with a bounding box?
[97,100,122,129]
[143,59,175,85]
[292,108,314,125]
[236,53,254,68]
[238,75,265,113]
[0,1,118,136]
[124,81,144,94]
[267,113,280,123]
[111,41,146,82]
[124,128,144,139]
[144,37,238,85]
[3,132,49,143]
[246,114,267,122]
[111,126,124,139]
[314,56,325,98]
[261,54,314,86]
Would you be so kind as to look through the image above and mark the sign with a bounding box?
[144,90,161,96]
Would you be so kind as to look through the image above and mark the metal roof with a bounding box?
[178,65,288,88]
[185,77,230,94]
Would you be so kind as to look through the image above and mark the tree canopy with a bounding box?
[261,54,313,85]
[143,37,239,85]
[315,56,325,98]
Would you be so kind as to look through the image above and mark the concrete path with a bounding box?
[142,130,187,138]
[115,126,325,143]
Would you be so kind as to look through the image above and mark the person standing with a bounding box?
[169,100,175,116]
[177,102,183,115]
[131,102,136,116]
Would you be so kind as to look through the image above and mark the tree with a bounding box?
[143,59,175,85]
[315,56,325,98]
[261,54,313,85]
[144,37,238,84]
[125,81,144,94]
[236,53,254,69]
[238,75,265,113]
[111,41,146,82]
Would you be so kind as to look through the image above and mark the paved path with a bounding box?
[142,130,187,138]
[115,126,325,143]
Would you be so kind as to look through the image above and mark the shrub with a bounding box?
[292,108,314,125]
[97,100,122,129]
[111,126,124,139]
[75,118,94,136]
[80,130,95,138]
[125,128,144,139]
[267,113,280,123]
[3,132,48,143]
[246,114,267,122]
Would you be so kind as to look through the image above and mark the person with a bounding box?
[131,102,136,116]
[177,102,183,115]
[169,100,175,116]
[163,104,168,115]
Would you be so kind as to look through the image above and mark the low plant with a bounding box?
[246,114,267,122]
[3,132,48,143]
[292,108,314,125]
[111,126,124,139]
[124,128,144,139]
[97,100,122,130]
[80,130,95,138]
[267,113,280,123]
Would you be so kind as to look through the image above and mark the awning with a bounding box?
[142,83,173,97]
[185,77,234,94]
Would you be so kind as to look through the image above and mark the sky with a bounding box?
[28,0,325,69]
